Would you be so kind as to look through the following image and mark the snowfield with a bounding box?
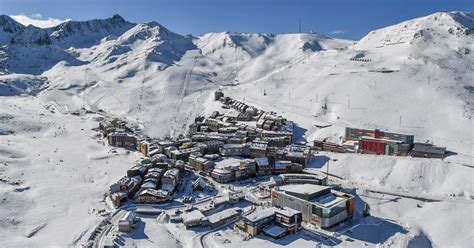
[0,11,473,247]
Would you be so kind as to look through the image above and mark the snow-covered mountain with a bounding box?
[47,14,134,48]
[0,11,473,248]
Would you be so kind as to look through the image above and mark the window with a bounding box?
[312,205,322,216]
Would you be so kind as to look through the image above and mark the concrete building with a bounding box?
[169,147,201,161]
[271,184,355,229]
[345,127,415,145]
[275,208,302,233]
[411,142,446,158]
[107,132,137,148]
[210,168,234,183]
[161,168,180,192]
[207,207,241,228]
[136,189,170,204]
[189,154,215,172]
[241,207,277,237]
[220,144,245,156]
[118,212,138,232]
[182,210,205,228]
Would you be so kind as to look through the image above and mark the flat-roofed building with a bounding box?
[271,184,355,229]
[207,207,241,228]
[108,132,137,148]
[275,208,302,233]
[241,207,277,237]
[182,210,205,228]
[411,142,446,159]
[210,168,234,183]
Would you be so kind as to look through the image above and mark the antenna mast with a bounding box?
[298,18,301,33]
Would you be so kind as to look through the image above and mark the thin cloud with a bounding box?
[10,13,70,28]
[330,29,346,35]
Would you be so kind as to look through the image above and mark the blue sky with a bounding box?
[1,0,473,39]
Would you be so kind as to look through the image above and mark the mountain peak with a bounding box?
[111,14,125,21]
[0,15,25,34]
[48,14,135,48]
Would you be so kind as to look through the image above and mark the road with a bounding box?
[92,209,126,248]
[197,205,256,248]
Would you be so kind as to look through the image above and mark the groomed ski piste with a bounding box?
[0,11,473,247]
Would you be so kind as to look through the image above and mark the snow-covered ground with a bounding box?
[0,11,473,247]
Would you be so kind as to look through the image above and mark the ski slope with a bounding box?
[0,11,473,247]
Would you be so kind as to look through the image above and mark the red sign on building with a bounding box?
[360,138,385,154]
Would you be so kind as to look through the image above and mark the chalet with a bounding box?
[140,178,159,190]
[110,176,142,194]
[136,189,170,204]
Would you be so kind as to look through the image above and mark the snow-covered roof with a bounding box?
[163,168,179,178]
[221,144,244,149]
[207,207,240,224]
[139,189,169,198]
[182,210,204,223]
[212,168,232,175]
[312,193,346,208]
[244,207,276,222]
[279,184,330,196]
[255,157,269,166]
[275,207,301,217]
